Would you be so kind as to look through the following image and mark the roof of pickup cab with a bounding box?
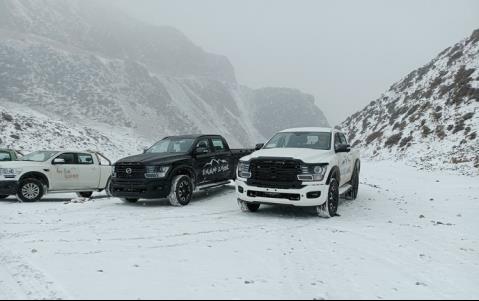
[163,134,222,139]
[280,127,334,133]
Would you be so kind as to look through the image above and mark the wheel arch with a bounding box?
[19,172,50,188]
[170,165,196,184]
[326,166,340,185]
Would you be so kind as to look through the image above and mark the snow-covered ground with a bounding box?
[0,161,478,299]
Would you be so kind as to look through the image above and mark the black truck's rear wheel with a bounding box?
[168,175,193,207]
[0,195,9,199]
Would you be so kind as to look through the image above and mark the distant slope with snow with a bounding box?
[340,29,479,175]
[0,102,147,161]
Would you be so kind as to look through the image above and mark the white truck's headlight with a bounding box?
[145,166,170,179]
[298,164,328,182]
[237,161,251,179]
[0,168,22,176]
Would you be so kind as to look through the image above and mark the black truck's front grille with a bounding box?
[248,158,303,189]
[115,163,146,179]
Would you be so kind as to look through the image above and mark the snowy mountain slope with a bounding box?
[0,102,147,161]
[0,0,329,149]
[340,29,479,175]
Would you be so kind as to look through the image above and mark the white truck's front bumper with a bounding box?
[235,180,329,207]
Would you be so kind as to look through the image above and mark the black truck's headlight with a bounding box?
[145,166,170,179]
[237,161,251,179]
[298,164,328,182]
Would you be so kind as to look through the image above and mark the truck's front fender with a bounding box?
[326,166,341,185]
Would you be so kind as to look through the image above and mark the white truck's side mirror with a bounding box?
[53,158,66,165]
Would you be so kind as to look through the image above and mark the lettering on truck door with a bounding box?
[193,138,217,185]
[210,137,232,182]
[50,153,80,190]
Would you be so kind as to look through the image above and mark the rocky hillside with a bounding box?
[0,102,147,161]
[0,0,329,150]
[341,29,479,175]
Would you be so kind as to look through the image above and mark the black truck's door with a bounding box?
[193,138,217,185]
[210,136,234,182]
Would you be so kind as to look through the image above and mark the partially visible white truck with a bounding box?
[236,127,360,218]
[0,151,113,202]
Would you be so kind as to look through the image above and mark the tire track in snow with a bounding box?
[0,246,69,300]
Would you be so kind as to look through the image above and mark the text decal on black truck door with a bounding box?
[202,159,230,176]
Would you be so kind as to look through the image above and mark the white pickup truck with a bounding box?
[236,127,360,218]
[0,151,113,202]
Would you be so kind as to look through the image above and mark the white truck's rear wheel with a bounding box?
[317,178,339,218]
[17,178,44,203]
[168,175,193,207]
[350,167,360,200]
[238,200,261,212]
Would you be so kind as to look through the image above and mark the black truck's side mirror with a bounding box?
[335,144,351,153]
[255,143,264,151]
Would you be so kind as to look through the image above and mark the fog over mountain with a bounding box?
[0,0,328,155]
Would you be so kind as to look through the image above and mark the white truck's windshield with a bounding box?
[264,132,332,150]
[147,138,195,154]
[20,151,58,162]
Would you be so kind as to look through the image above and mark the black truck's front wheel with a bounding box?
[168,175,193,207]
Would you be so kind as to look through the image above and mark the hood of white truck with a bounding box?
[241,148,335,164]
[0,161,46,169]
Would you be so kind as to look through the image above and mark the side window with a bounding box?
[339,133,348,145]
[195,139,211,153]
[77,153,94,165]
[334,133,342,148]
[0,152,11,161]
[55,153,76,164]
[211,138,226,152]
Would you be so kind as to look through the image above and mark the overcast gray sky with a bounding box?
[115,0,479,125]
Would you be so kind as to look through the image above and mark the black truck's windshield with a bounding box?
[147,138,195,154]
[264,132,332,150]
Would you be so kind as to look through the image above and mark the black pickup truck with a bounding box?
[111,135,255,206]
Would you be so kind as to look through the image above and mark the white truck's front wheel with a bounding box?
[317,178,339,218]
[17,178,45,203]
[238,200,261,212]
